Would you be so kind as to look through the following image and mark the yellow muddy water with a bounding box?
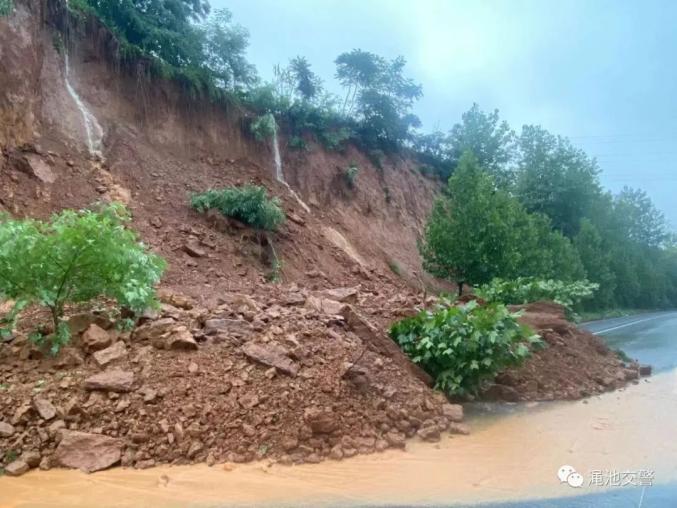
[2,372,677,508]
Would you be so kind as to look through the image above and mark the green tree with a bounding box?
[515,212,585,281]
[289,56,322,102]
[516,125,601,237]
[0,0,13,16]
[335,50,422,149]
[80,0,210,68]
[202,8,258,91]
[335,49,385,115]
[0,205,166,353]
[613,186,667,248]
[420,152,522,294]
[574,219,616,309]
[447,104,516,187]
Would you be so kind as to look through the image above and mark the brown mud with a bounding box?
[2,371,676,508]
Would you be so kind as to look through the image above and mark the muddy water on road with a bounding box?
[3,371,677,508]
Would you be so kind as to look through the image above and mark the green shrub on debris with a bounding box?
[390,301,541,396]
[476,277,598,317]
[0,204,165,354]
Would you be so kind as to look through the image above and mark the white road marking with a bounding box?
[594,315,666,335]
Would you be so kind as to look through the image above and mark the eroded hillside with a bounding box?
[0,0,642,475]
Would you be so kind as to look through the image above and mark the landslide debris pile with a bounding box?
[481,302,646,402]
[0,287,466,474]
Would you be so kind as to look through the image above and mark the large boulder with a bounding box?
[84,369,135,392]
[5,459,29,476]
[92,341,127,367]
[165,328,198,351]
[55,431,122,473]
[0,421,15,437]
[442,403,464,422]
[13,153,56,184]
[203,318,251,337]
[304,407,338,434]
[81,324,113,352]
[340,305,433,386]
[305,295,347,315]
[242,342,299,376]
[313,287,359,303]
[133,318,176,342]
[32,397,57,420]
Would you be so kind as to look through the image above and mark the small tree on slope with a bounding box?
[0,204,166,354]
[419,151,522,295]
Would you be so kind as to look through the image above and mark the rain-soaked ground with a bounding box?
[2,312,676,508]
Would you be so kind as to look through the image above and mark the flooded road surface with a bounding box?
[2,314,677,508]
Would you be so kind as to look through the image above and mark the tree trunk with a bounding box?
[457,281,464,297]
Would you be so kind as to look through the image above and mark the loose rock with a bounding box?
[166,328,198,350]
[0,421,15,437]
[55,431,122,473]
[92,341,128,367]
[5,459,30,476]
[242,342,299,376]
[82,324,113,352]
[442,403,464,422]
[304,407,338,434]
[84,369,135,392]
[33,397,57,420]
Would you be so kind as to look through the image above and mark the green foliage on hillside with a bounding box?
[0,204,166,354]
[250,113,277,141]
[420,152,584,295]
[191,185,285,231]
[70,1,256,98]
[476,278,598,316]
[0,0,13,16]
[390,301,542,396]
[70,1,422,155]
[418,103,677,311]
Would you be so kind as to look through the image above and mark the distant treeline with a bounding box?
[420,106,677,310]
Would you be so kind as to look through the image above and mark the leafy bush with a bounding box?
[0,0,13,16]
[344,162,359,188]
[288,135,308,151]
[191,185,285,231]
[390,301,541,396]
[475,277,599,315]
[317,127,353,151]
[0,204,166,354]
[250,113,277,141]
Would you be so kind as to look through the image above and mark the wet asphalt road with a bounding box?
[460,311,677,508]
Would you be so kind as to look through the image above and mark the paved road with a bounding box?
[583,311,677,373]
[452,483,677,507]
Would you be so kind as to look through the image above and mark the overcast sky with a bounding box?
[219,0,677,229]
